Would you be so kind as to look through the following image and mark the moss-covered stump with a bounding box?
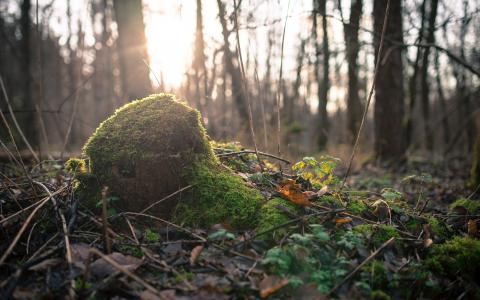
[81,94,263,227]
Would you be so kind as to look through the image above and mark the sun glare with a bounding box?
[144,3,195,88]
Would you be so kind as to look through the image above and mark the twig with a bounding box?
[340,0,391,190]
[275,0,292,157]
[216,150,291,164]
[61,0,91,159]
[88,248,165,298]
[0,75,39,163]
[122,212,206,242]
[139,185,193,214]
[232,0,262,169]
[329,237,396,295]
[101,186,112,254]
[33,181,75,299]
[0,185,67,265]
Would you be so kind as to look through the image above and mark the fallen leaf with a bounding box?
[71,243,92,269]
[28,258,62,271]
[90,252,142,278]
[190,245,204,265]
[277,180,310,206]
[468,219,478,237]
[317,185,329,197]
[423,224,433,248]
[259,275,289,298]
[335,217,352,226]
[372,200,391,221]
[292,283,327,300]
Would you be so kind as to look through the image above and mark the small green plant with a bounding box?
[292,156,340,188]
[144,229,160,243]
[262,225,363,294]
[73,278,92,290]
[381,188,403,201]
[208,229,235,241]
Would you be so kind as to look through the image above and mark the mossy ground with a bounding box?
[354,224,400,247]
[426,236,480,282]
[256,197,301,241]
[449,197,480,214]
[173,163,263,229]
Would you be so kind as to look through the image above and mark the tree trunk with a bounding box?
[216,0,248,122]
[406,0,426,148]
[420,0,438,151]
[469,111,480,190]
[318,0,330,150]
[21,0,37,148]
[373,0,406,163]
[434,50,450,147]
[113,0,151,101]
[344,0,363,144]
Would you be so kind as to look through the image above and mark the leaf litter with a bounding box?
[0,148,479,299]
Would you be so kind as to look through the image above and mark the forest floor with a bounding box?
[0,146,479,300]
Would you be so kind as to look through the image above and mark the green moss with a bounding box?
[347,199,368,214]
[405,218,422,232]
[365,260,388,288]
[83,94,215,183]
[426,236,480,281]
[449,198,480,214]
[81,94,265,229]
[354,224,399,247]
[370,290,391,300]
[427,216,453,240]
[173,163,263,229]
[256,197,301,241]
[65,158,87,175]
[319,194,343,208]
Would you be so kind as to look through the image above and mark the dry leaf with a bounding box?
[259,275,289,298]
[423,224,433,248]
[372,200,391,221]
[28,258,62,271]
[277,180,311,206]
[335,217,353,226]
[190,245,204,265]
[90,252,142,278]
[468,219,478,237]
[317,185,329,197]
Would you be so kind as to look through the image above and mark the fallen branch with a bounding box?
[87,248,164,299]
[329,237,396,295]
[216,150,291,164]
[0,185,67,265]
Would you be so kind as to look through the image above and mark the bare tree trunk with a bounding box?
[216,0,248,123]
[193,0,209,121]
[434,50,450,146]
[420,0,438,152]
[406,0,426,148]
[21,0,37,148]
[318,0,330,150]
[113,0,151,101]
[344,0,363,144]
[373,0,406,163]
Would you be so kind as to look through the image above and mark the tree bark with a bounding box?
[113,0,151,101]
[344,0,363,144]
[313,0,330,151]
[216,0,248,122]
[406,0,426,148]
[420,0,438,151]
[20,0,37,147]
[373,0,406,163]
